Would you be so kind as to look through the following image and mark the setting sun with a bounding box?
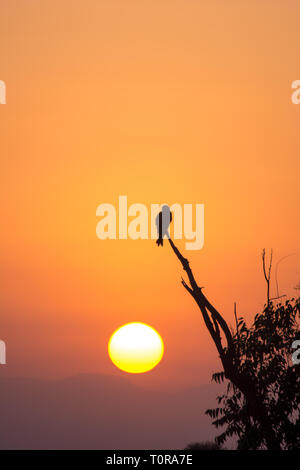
[108,322,164,374]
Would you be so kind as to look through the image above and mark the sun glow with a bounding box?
[108,322,164,374]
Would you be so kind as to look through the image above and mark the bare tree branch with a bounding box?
[262,248,273,306]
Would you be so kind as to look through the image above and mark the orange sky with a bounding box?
[1,0,299,388]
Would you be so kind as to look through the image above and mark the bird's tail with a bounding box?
[156,238,163,247]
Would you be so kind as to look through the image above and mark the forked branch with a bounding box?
[262,248,273,305]
[168,238,234,363]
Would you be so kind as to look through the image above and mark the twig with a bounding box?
[262,248,273,306]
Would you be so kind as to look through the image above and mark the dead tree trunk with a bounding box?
[167,238,281,450]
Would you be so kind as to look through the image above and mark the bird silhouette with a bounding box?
[156,205,172,246]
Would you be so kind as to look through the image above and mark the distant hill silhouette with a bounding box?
[0,374,222,450]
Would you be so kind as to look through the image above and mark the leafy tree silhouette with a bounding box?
[184,441,222,450]
[166,239,300,450]
[206,298,300,449]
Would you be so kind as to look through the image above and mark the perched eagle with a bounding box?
[156,205,172,246]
